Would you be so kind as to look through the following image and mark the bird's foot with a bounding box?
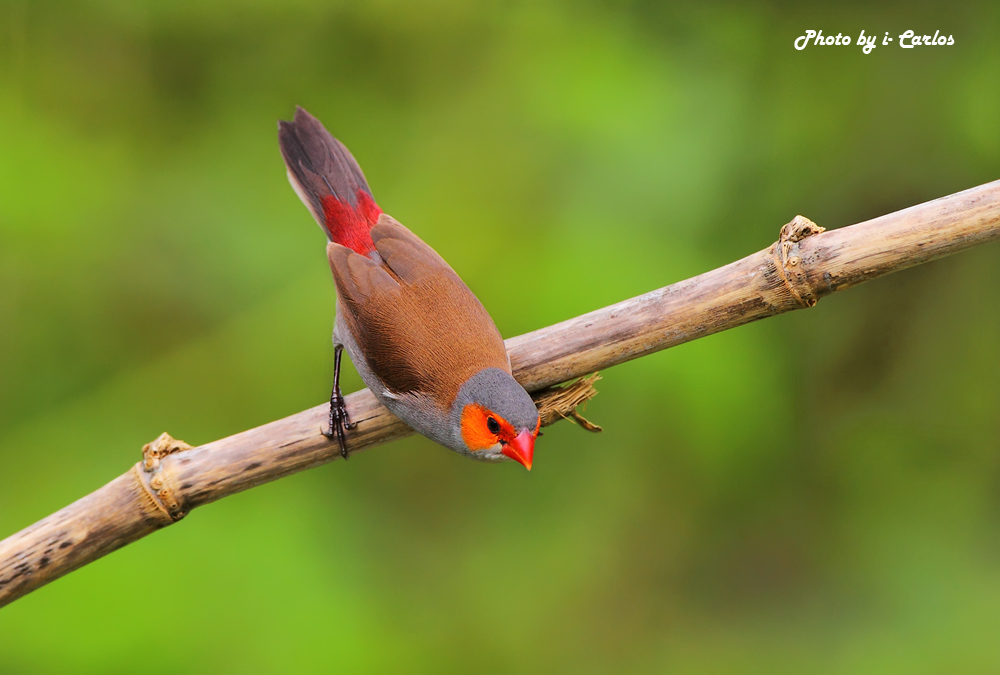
[322,390,357,460]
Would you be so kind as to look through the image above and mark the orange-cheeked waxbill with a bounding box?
[278,107,539,470]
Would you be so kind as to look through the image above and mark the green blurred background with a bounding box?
[2,1,999,672]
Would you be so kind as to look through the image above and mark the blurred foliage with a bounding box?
[2,1,1000,672]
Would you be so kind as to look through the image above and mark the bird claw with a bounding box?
[324,391,353,460]
[323,344,356,460]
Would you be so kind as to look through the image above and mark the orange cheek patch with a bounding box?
[461,404,497,451]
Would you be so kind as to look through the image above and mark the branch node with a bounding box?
[773,215,825,308]
[139,432,192,522]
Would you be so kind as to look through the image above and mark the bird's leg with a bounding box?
[322,345,356,459]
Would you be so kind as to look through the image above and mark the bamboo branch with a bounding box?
[2,179,1000,608]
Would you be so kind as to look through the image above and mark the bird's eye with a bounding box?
[486,416,500,435]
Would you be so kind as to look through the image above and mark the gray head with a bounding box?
[450,367,539,469]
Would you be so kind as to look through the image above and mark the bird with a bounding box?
[278,107,539,470]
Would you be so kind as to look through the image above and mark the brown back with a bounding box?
[329,214,510,408]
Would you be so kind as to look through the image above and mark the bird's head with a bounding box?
[452,368,539,470]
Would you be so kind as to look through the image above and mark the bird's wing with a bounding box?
[328,214,510,407]
[368,215,455,284]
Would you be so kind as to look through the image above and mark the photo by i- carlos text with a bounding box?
[795,29,955,54]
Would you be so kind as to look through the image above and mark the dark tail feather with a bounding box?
[278,107,382,254]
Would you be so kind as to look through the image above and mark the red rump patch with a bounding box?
[321,189,382,255]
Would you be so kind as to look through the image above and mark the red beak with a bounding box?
[502,430,535,471]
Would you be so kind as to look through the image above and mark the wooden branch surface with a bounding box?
[2,179,999,608]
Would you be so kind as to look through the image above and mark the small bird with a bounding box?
[278,107,539,469]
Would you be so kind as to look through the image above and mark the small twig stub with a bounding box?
[533,373,603,432]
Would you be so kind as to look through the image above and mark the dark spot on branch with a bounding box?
[243,462,262,472]
[181,483,192,490]
[59,541,72,549]
[38,557,49,569]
